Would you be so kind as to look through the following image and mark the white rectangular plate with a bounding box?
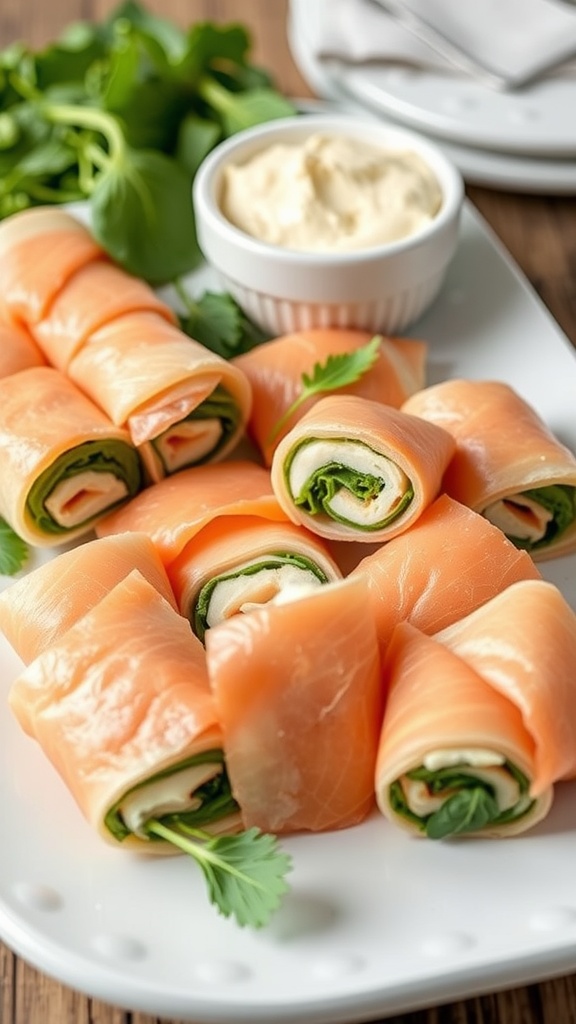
[0,202,576,1024]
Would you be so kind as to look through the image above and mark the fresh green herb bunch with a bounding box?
[0,1,295,282]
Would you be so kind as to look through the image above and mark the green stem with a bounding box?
[197,74,235,114]
[43,103,127,165]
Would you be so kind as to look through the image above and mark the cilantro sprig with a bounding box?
[176,284,269,358]
[146,820,292,928]
[0,517,29,576]
[267,335,382,444]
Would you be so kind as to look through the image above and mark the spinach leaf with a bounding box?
[178,288,269,358]
[90,147,202,282]
[425,787,500,840]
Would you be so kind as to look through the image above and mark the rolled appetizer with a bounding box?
[0,319,47,378]
[0,206,103,325]
[270,394,455,542]
[206,575,384,834]
[375,620,553,839]
[234,328,427,465]
[351,494,541,658]
[0,366,142,546]
[435,579,576,791]
[402,379,576,559]
[34,259,177,371]
[0,532,176,664]
[96,461,287,565]
[9,571,242,851]
[168,515,342,640]
[67,311,252,479]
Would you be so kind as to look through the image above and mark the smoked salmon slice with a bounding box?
[0,532,176,665]
[0,319,46,378]
[435,579,576,795]
[0,366,142,546]
[167,514,342,640]
[270,394,455,542]
[96,460,287,565]
[67,311,252,479]
[205,575,384,834]
[0,207,103,325]
[9,570,241,851]
[403,379,576,560]
[33,259,177,371]
[234,328,427,465]
[351,493,541,658]
[375,619,553,839]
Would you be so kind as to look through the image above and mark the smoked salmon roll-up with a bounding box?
[9,571,241,852]
[0,366,142,547]
[233,328,427,465]
[0,533,176,665]
[96,461,287,565]
[206,575,384,834]
[0,207,103,326]
[375,620,553,840]
[0,319,46,378]
[168,515,342,641]
[67,311,252,480]
[33,259,177,371]
[402,379,576,560]
[270,394,455,543]
[351,494,541,659]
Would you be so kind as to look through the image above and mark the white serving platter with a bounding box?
[0,201,576,1023]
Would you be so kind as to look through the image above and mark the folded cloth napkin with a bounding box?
[306,0,576,88]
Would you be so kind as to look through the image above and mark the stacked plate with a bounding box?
[287,0,576,193]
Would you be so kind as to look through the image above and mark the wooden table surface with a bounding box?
[1,2,576,1023]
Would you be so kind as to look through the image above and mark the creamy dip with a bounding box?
[220,132,443,252]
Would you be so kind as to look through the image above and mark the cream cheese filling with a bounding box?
[288,439,410,526]
[205,559,325,628]
[483,494,553,541]
[44,470,128,527]
[154,419,223,473]
[120,762,225,838]
[400,749,527,818]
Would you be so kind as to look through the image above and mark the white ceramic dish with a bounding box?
[193,113,463,337]
[1,201,576,1022]
[289,0,576,157]
[288,4,576,194]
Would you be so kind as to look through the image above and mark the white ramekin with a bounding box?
[193,114,464,337]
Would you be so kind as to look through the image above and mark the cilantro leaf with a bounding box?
[267,335,382,444]
[0,518,29,576]
[146,820,292,928]
[178,288,269,358]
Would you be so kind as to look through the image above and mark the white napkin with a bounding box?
[307,0,576,88]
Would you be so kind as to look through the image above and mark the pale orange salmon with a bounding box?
[270,394,455,543]
[205,575,384,834]
[96,461,287,565]
[234,328,427,465]
[351,494,541,659]
[403,379,576,560]
[34,259,177,371]
[9,571,229,851]
[0,207,103,325]
[0,532,177,664]
[375,619,553,838]
[0,319,46,378]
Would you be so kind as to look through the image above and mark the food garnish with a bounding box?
[267,334,382,443]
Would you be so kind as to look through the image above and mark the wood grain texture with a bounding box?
[1,2,576,1023]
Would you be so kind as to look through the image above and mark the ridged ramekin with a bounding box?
[193,114,464,337]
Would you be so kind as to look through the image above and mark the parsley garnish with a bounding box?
[0,518,29,576]
[267,335,382,443]
[146,821,292,928]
